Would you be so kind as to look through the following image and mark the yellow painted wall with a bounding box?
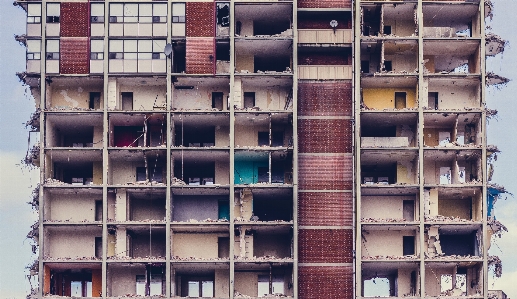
[362,88,417,109]
[93,161,103,185]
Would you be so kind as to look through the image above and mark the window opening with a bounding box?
[27,4,42,23]
[244,92,255,108]
[403,236,415,255]
[91,3,104,23]
[46,3,60,23]
[212,92,224,110]
[394,92,406,109]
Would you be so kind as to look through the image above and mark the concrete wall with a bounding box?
[361,230,418,257]
[47,193,100,221]
[236,53,254,73]
[172,233,219,258]
[235,124,268,146]
[130,198,165,221]
[215,161,230,184]
[361,196,416,220]
[254,233,291,258]
[235,272,258,297]
[131,232,166,257]
[47,230,98,258]
[398,268,417,297]
[172,86,230,110]
[119,85,167,111]
[397,161,416,184]
[362,88,417,109]
[49,86,103,109]
[385,53,417,73]
[215,126,230,147]
[215,269,230,297]
[172,196,221,221]
[429,85,479,109]
[241,87,290,110]
[109,161,144,185]
[384,19,415,37]
[438,198,471,220]
[108,266,145,296]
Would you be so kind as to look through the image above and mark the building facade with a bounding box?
[16,0,507,298]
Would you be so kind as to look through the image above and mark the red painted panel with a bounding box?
[298,155,353,190]
[299,229,353,263]
[60,2,89,37]
[298,266,354,299]
[186,38,215,74]
[60,37,89,74]
[186,2,215,37]
[298,192,353,226]
[298,0,352,9]
[298,119,353,153]
[298,82,352,117]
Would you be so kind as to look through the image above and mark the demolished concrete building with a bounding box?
[14,0,509,298]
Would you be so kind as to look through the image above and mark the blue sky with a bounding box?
[0,1,515,298]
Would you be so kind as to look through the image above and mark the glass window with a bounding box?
[172,3,185,23]
[136,275,146,296]
[46,40,59,60]
[27,40,41,60]
[150,274,162,296]
[27,4,42,23]
[91,40,104,60]
[188,281,200,297]
[91,3,104,23]
[46,3,60,23]
[202,281,214,297]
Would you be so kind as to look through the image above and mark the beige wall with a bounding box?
[173,87,229,110]
[385,54,417,73]
[215,126,230,147]
[362,230,418,257]
[438,198,472,220]
[430,85,479,109]
[110,162,144,185]
[47,194,99,221]
[215,161,230,185]
[235,272,258,297]
[385,19,415,37]
[119,84,166,110]
[397,161,416,184]
[172,233,219,258]
[215,269,230,297]
[49,86,103,109]
[108,266,145,296]
[362,196,415,219]
[236,53,254,74]
[242,88,290,111]
[235,124,268,146]
[47,230,97,258]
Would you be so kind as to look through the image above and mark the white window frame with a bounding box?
[171,3,185,23]
[27,3,42,24]
[90,40,104,60]
[46,40,59,60]
[109,3,168,24]
[46,3,60,23]
[109,39,166,60]
[26,40,41,60]
[91,3,105,23]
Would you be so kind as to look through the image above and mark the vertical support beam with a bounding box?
[166,1,173,297]
[292,1,299,297]
[38,2,48,297]
[353,0,362,298]
[102,1,110,297]
[479,1,488,299]
[229,0,236,297]
[417,1,426,298]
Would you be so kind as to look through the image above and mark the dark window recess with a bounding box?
[361,60,370,73]
[361,163,397,184]
[384,61,393,72]
[216,42,230,61]
[113,126,144,147]
[95,237,102,258]
[174,126,215,147]
[253,198,292,221]
[272,131,284,147]
[91,16,104,23]
[258,132,269,146]
[89,92,101,110]
[212,92,224,110]
[383,25,392,35]
[218,237,230,258]
[440,233,476,256]
[428,92,438,110]
[253,19,290,36]
[271,163,284,184]
[121,92,133,110]
[216,3,230,27]
[236,21,242,35]
[95,200,102,221]
[53,163,93,184]
[362,7,381,36]
[257,167,269,183]
[152,53,161,59]
[403,200,415,221]
[362,125,396,137]
[254,56,290,73]
[46,16,60,23]
[172,44,186,73]
[136,167,146,182]
[244,92,255,108]
[395,92,407,109]
[218,200,230,220]
[403,236,415,255]
[174,161,215,185]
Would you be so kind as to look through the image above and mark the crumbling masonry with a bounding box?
[14,0,509,298]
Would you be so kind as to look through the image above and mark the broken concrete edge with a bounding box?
[27,183,40,210]
[486,72,511,87]
[488,255,503,278]
[488,183,513,197]
[485,0,494,20]
[485,33,508,56]
[22,144,40,169]
[488,219,508,237]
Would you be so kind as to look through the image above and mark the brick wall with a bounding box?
[186,38,214,74]
[60,37,89,74]
[298,82,352,116]
[298,266,354,299]
[298,119,353,153]
[60,2,89,37]
[186,2,215,37]
[298,192,353,226]
[299,229,353,263]
[298,0,352,9]
[298,155,353,190]
[298,52,352,66]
